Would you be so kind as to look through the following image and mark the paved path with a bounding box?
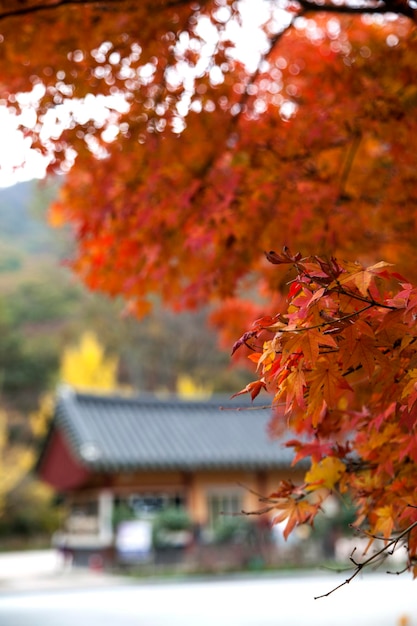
[0,570,415,626]
[0,550,127,592]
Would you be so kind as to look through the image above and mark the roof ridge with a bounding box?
[57,385,268,410]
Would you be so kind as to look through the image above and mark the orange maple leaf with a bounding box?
[307,358,352,425]
[281,328,338,366]
[232,379,267,401]
[371,505,396,540]
[272,498,321,540]
[341,322,381,378]
[279,366,307,412]
[338,261,393,297]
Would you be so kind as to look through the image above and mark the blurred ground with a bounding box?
[0,550,128,592]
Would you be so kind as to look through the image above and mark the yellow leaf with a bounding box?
[305,457,346,491]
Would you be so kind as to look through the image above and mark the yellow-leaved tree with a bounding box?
[176,374,212,400]
[59,331,119,392]
[0,409,33,514]
[31,332,120,439]
[22,332,121,538]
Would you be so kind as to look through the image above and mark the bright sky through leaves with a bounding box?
[0,90,132,187]
[0,0,274,188]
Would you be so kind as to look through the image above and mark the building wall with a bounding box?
[77,465,306,527]
[55,464,307,565]
[189,467,305,526]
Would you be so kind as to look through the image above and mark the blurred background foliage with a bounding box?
[0,179,252,546]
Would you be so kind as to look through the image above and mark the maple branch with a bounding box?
[332,286,398,311]
[295,0,417,20]
[238,8,305,108]
[339,131,362,200]
[289,260,398,312]
[237,482,275,502]
[186,7,306,209]
[0,0,121,20]
[0,0,195,21]
[219,404,275,411]
[241,505,278,516]
[314,518,417,599]
[276,303,375,335]
[296,267,400,312]
[2,0,415,23]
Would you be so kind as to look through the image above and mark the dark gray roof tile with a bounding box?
[53,386,296,471]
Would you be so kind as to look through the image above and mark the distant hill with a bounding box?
[0,177,251,407]
[0,179,64,256]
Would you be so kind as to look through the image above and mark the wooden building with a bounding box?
[36,386,304,565]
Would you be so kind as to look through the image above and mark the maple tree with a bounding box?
[2,0,417,586]
[234,250,417,590]
[31,331,120,441]
[0,0,416,317]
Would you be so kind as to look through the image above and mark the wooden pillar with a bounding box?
[98,490,114,544]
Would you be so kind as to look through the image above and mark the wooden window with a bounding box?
[207,491,242,529]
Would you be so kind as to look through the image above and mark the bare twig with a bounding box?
[315,518,417,599]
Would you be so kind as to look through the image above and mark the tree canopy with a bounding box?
[1,0,417,317]
[3,0,417,582]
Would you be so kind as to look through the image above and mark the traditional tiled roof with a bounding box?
[51,386,297,472]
